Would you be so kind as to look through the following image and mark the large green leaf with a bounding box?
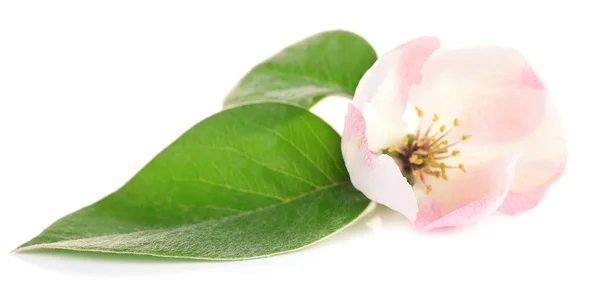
[222,30,377,110]
[15,103,371,260]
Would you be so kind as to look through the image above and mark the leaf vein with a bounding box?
[172,176,284,202]
[250,123,336,183]
[300,116,345,173]
[196,144,321,188]
[16,182,351,251]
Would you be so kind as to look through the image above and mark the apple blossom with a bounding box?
[341,36,567,230]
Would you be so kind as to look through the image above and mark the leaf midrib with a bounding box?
[16,181,351,251]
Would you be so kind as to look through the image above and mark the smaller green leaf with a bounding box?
[222,30,377,110]
[15,103,372,260]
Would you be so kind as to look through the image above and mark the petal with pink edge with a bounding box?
[410,47,547,151]
[414,155,518,230]
[353,36,441,111]
[498,101,567,215]
[353,36,440,151]
[341,104,418,221]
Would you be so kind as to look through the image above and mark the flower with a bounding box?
[341,36,567,230]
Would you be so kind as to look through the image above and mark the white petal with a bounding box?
[362,102,404,152]
[413,154,518,230]
[498,99,568,215]
[342,104,418,221]
[408,46,548,166]
[353,36,440,111]
[353,36,441,151]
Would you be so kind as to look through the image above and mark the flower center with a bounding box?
[385,107,472,194]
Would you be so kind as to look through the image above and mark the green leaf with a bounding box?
[222,30,377,110]
[15,103,371,260]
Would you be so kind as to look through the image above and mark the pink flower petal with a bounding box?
[354,36,440,152]
[353,37,440,152]
[520,65,546,90]
[498,102,567,215]
[417,195,505,231]
[342,104,418,221]
[353,36,441,112]
[458,87,546,145]
[411,47,547,149]
[414,155,518,230]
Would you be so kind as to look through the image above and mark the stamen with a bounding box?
[414,170,422,180]
[440,162,446,173]
[409,154,423,165]
[439,163,448,180]
[415,106,424,117]
[431,140,448,150]
[395,109,472,194]
[420,124,433,141]
[402,136,409,145]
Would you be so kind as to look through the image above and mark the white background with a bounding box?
[1,0,598,290]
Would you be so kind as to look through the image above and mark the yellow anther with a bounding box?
[440,125,447,132]
[432,141,447,150]
[416,141,423,147]
[433,171,441,178]
[439,149,448,154]
[409,154,422,164]
[414,170,422,180]
[415,106,424,117]
[416,149,429,156]
[440,164,448,180]
[423,167,433,174]
[458,163,466,173]
[462,134,472,141]
[388,145,399,152]
[402,136,409,145]
[426,185,432,194]
[452,150,461,156]
[428,160,442,168]
[454,118,460,126]
[433,114,439,122]
[426,136,436,142]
